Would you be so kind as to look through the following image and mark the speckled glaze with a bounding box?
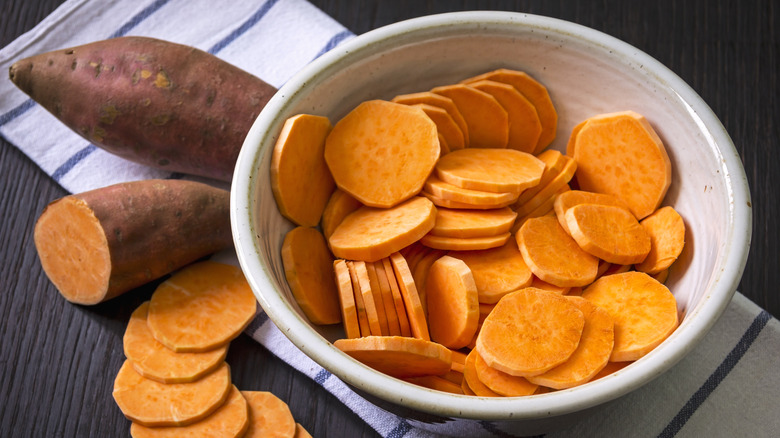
[230,11,751,436]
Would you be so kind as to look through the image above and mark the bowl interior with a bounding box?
[231,11,751,422]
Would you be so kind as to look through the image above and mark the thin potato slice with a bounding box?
[365,261,391,335]
[351,261,383,336]
[411,249,448,315]
[513,149,567,208]
[333,335,452,378]
[391,91,470,146]
[467,80,542,153]
[476,287,585,377]
[581,271,678,362]
[281,227,341,325]
[564,203,651,265]
[463,350,501,397]
[474,350,538,397]
[421,190,517,210]
[431,84,509,149]
[438,133,451,155]
[113,360,231,427]
[390,252,431,341]
[295,423,313,438]
[324,100,440,208]
[421,232,511,251]
[430,207,517,238]
[635,206,686,274]
[147,261,256,353]
[328,196,436,262]
[372,260,402,336]
[346,261,372,337]
[270,114,334,227]
[553,190,630,235]
[424,174,518,207]
[514,156,577,217]
[449,239,533,304]
[404,375,464,394]
[382,258,413,337]
[425,256,480,349]
[129,385,248,437]
[510,184,569,234]
[242,391,297,438]
[412,103,466,150]
[334,260,361,339]
[124,302,227,384]
[571,111,671,220]
[516,216,599,287]
[320,189,362,239]
[526,297,615,389]
[530,276,571,295]
[435,148,545,194]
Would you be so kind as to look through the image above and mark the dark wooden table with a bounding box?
[1,1,777,437]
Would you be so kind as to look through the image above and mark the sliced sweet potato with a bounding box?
[653,268,670,284]
[365,261,391,335]
[571,111,671,220]
[564,203,651,265]
[467,80,542,153]
[516,216,599,287]
[334,260,361,339]
[404,375,465,394]
[390,253,431,341]
[324,99,440,208]
[333,335,452,378]
[462,350,501,397]
[510,184,569,234]
[411,249,448,315]
[476,287,585,377]
[526,296,614,389]
[242,391,297,438]
[421,232,511,251]
[424,175,519,207]
[147,261,256,353]
[461,68,558,153]
[124,302,227,384]
[295,423,313,438]
[328,196,436,262]
[435,148,545,194]
[281,227,341,325]
[350,261,383,336]
[438,133,451,155]
[412,103,466,150]
[461,377,477,396]
[591,360,632,380]
[449,239,533,304]
[474,350,538,397]
[512,149,567,207]
[553,190,631,235]
[634,206,686,274]
[581,271,678,361]
[113,360,231,427]
[346,261,372,337]
[381,258,413,337]
[514,156,577,217]
[320,189,362,239]
[529,276,570,295]
[431,84,509,149]
[371,261,402,336]
[425,256,480,349]
[430,207,517,238]
[129,385,248,437]
[565,119,588,157]
[271,114,334,227]
[391,91,470,146]
[421,190,517,210]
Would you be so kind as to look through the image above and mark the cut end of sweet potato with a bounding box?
[242,390,297,438]
[33,196,112,305]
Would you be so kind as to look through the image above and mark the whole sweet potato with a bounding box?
[9,37,276,181]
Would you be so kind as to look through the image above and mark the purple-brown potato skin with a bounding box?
[9,37,276,181]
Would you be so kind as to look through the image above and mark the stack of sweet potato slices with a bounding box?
[272,68,687,396]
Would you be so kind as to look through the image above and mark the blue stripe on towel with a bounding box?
[312,29,353,60]
[314,368,332,385]
[658,310,772,438]
[207,0,280,54]
[0,99,36,127]
[386,419,412,438]
[51,145,96,182]
[108,0,172,39]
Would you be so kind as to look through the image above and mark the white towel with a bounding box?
[2,1,778,436]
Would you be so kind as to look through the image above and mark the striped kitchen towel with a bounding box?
[2,1,779,437]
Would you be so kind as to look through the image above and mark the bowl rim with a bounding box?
[230,10,752,421]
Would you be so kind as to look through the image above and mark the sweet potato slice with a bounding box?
[435,148,545,194]
[124,302,227,384]
[565,119,588,157]
[474,350,538,397]
[476,287,585,377]
[635,206,686,274]
[129,385,248,437]
[530,276,570,295]
[242,391,297,438]
[372,261,401,336]
[365,261,391,335]
[462,350,501,397]
[295,423,313,438]
[449,239,533,304]
[281,227,341,325]
[271,114,334,227]
[514,156,577,217]
[320,189,362,239]
[421,190,517,210]
[424,175,519,207]
[516,216,599,287]
[412,103,466,150]
[391,91,470,146]
[526,296,614,389]
[564,203,651,265]
[411,249,448,314]
[390,253,431,341]
[510,184,569,234]
[430,207,517,238]
[334,260,360,339]
[581,271,678,361]
[382,258,413,337]
[467,80,542,153]
[513,149,567,208]
[653,269,670,284]
[147,261,256,353]
[113,360,231,427]
[350,261,383,336]
[425,256,480,349]
[346,261,372,337]
[461,377,477,396]
[324,100,440,208]
[33,179,232,305]
[438,133,451,155]
[461,68,558,153]
[591,360,632,381]
[431,84,509,149]
[333,335,452,378]
[328,196,436,262]
[405,375,464,394]
[553,190,631,235]
[421,232,511,251]
[571,111,671,220]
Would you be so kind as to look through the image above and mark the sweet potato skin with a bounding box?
[9,37,276,181]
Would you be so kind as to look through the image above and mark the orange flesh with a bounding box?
[404,375,464,394]
[513,149,567,207]
[435,148,545,194]
[634,206,686,274]
[411,103,466,150]
[462,350,501,397]
[390,253,431,340]
[425,256,480,349]
[391,91,470,146]
[352,261,384,336]
[382,258,413,337]
[513,156,577,217]
[242,391,297,438]
[372,261,402,336]
[365,261,391,335]
[474,350,538,397]
[320,189,362,239]
[430,207,517,238]
[334,260,361,339]
[431,84,509,149]
[553,190,631,235]
[421,190,517,210]
[346,261,372,337]
[467,80,542,153]
[449,238,533,304]
[421,232,511,251]
[333,335,452,378]
[564,203,651,265]
[424,174,519,207]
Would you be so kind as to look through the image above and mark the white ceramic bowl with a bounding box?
[231,11,751,436]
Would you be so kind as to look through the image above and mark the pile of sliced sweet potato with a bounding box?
[273,68,687,395]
